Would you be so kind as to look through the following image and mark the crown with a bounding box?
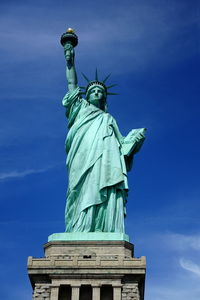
[80,69,118,99]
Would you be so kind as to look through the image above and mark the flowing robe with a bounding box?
[62,87,145,233]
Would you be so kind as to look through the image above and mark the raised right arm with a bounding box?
[64,44,78,92]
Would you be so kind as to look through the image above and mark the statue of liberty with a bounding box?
[61,29,146,234]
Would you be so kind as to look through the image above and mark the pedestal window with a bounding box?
[80,285,92,300]
[58,285,72,300]
[100,285,113,300]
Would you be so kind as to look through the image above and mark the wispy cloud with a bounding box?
[165,233,200,251]
[0,168,47,180]
[0,164,59,180]
[141,232,200,300]
[180,258,200,277]
[130,230,200,255]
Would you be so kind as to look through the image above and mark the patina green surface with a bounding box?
[61,29,146,235]
[48,232,130,242]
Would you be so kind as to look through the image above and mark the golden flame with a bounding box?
[66,28,75,33]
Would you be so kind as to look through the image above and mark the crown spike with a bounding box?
[107,84,118,89]
[79,86,86,89]
[81,72,90,83]
[103,73,111,83]
[95,68,99,81]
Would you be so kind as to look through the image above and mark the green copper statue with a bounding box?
[61,29,145,234]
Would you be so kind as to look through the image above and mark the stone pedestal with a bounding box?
[28,240,146,300]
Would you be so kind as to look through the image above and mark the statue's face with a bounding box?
[88,86,106,110]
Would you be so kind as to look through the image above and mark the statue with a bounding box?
[61,29,146,234]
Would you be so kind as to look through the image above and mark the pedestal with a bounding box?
[28,237,146,300]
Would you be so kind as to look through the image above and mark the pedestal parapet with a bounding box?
[28,238,146,300]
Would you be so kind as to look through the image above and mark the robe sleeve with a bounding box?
[62,87,83,126]
[62,87,81,106]
[122,128,146,172]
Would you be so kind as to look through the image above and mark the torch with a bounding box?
[60,28,78,62]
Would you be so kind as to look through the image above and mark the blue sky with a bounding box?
[0,0,200,299]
